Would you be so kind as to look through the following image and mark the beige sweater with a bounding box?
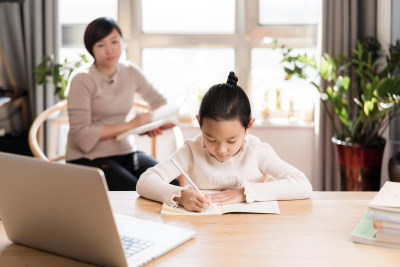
[137,134,312,207]
[65,62,166,161]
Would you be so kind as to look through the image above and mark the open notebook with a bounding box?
[161,190,280,215]
[161,201,280,215]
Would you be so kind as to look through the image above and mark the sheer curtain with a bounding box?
[0,0,58,119]
[314,0,377,190]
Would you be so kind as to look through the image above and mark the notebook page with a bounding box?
[220,201,280,214]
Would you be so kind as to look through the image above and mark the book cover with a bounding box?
[351,213,400,249]
[374,220,400,231]
[375,226,400,235]
[161,201,280,216]
[375,231,400,244]
[367,209,400,224]
[368,181,400,212]
[116,99,185,140]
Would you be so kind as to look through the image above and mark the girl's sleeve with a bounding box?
[243,143,313,203]
[67,73,103,153]
[137,144,193,207]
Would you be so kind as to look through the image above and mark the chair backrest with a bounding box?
[28,100,68,161]
[28,100,184,163]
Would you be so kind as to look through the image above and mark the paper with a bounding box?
[161,201,280,216]
[368,181,400,212]
[116,99,184,140]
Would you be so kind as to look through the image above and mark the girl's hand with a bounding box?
[175,188,211,212]
[210,188,246,205]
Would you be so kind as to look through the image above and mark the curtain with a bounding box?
[0,0,58,120]
[315,0,377,190]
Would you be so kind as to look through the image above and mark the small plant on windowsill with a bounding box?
[275,37,400,191]
[33,54,89,100]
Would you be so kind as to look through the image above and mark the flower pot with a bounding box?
[332,136,385,191]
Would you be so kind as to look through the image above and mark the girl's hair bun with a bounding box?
[226,71,238,86]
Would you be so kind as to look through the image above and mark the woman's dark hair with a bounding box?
[198,71,251,129]
[84,17,122,57]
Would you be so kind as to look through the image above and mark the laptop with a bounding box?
[0,152,195,267]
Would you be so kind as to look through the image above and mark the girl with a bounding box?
[137,72,312,212]
[66,17,179,190]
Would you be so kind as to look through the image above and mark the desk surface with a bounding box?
[1,192,399,267]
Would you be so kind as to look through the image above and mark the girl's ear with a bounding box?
[196,115,201,127]
[246,118,255,133]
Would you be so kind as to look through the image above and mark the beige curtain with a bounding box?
[0,0,58,119]
[315,0,377,190]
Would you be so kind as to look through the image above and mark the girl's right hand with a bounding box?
[175,188,211,212]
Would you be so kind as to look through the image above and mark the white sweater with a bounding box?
[137,134,312,207]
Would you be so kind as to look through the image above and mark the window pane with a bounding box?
[251,48,318,123]
[259,0,319,25]
[142,0,235,33]
[59,0,118,62]
[142,48,235,120]
[59,0,118,24]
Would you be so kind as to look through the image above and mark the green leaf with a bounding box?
[354,98,363,107]
[320,59,329,80]
[341,76,350,91]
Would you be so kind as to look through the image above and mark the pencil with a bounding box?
[170,158,206,198]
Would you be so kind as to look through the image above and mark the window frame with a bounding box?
[118,0,318,98]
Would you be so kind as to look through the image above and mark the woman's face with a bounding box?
[92,28,122,69]
[199,117,251,163]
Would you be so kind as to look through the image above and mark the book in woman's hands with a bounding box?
[116,100,183,140]
[161,200,280,216]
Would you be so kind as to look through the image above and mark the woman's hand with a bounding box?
[209,188,246,205]
[147,128,163,137]
[101,112,153,140]
[129,112,153,129]
[174,188,212,212]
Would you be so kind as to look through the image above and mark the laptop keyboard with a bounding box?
[120,235,154,258]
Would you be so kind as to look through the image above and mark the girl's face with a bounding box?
[198,117,254,163]
[92,28,122,70]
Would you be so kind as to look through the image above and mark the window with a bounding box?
[59,0,118,62]
[258,0,319,25]
[142,0,235,33]
[59,0,321,124]
[142,48,234,120]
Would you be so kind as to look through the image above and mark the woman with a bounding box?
[65,17,179,190]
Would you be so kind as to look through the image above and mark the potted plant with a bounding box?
[33,54,89,100]
[276,37,400,191]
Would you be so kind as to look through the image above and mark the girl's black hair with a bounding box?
[198,71,251,129]
[84,17,122,57]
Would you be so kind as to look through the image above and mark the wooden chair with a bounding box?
[28,100,184,164]
[28,100,68,162]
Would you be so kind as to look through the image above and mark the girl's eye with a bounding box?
[228,141,236,144]
[207,139,216,143]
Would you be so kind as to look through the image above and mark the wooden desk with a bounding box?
[1,192,399,267]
